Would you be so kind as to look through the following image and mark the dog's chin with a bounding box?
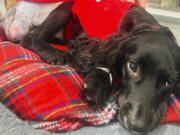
[117,103,167,135]
[117,115,154,135]
[117,115,146,135]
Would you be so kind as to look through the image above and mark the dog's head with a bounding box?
[107,6,180,135]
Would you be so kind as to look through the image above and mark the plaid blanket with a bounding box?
[0,23,180,133]
[0,25,118,132]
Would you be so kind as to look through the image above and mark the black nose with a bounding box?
[120,102,152,134]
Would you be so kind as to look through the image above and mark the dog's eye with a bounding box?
[128,61,137,72]
[165,78,175,87]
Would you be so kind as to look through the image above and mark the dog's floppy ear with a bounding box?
[116,6,158,35]
[174,50,180,97]
[106,38,137,76]
[116,6,142,35]
[161,27,180,98]
[174,59,180,97]
[174,82,180,97]
[161,26,177,42]
[117,11,135,34]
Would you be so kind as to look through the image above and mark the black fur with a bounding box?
[21,2,180,135]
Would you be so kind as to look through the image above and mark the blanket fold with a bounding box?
[0,25,118,132]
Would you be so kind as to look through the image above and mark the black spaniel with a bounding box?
[21,2,180,135]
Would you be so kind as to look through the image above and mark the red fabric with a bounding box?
[51,44,67,51]
[161,94,180,123]
[23,0,72,2]
[72,0,136,39]
[0,25,117,132]
[23,0,136,39]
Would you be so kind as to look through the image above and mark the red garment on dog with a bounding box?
[72,0,135,39]
[23,0,136,39]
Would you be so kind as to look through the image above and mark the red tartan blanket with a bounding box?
[0,25,118,132]
[0,6,180,133]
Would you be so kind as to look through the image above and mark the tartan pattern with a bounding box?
[0,25,118,132]
[161,94,180,123]
[0,23,180,133]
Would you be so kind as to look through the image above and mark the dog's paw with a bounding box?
[42,50,66,65]
[82,69,112,107]
[22,37,66,65]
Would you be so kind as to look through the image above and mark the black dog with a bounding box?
[21,1,180,135]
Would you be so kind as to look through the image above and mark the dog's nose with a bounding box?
[120,102,152,134]
[128,122,148,135]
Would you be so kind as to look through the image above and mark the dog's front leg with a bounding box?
[31,38,67,65]
[21,2,74,65]
[69,46,114,107]
[82,67,113,107]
